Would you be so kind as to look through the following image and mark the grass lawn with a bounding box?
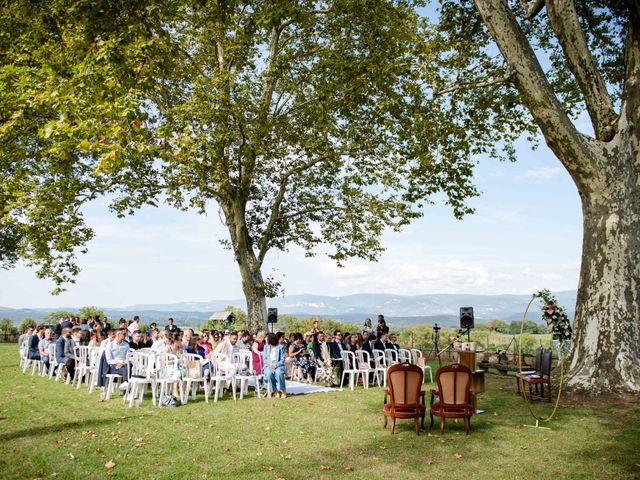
[1,344,639,480]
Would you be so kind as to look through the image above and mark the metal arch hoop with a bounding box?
[517,294,564,423]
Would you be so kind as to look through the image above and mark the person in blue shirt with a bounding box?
[262,333,286,398]
[105,329,130,387]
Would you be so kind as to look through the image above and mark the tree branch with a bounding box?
[433,68,513,96]
[473,0,599,186]
[519,0,545,19]
[545,0,618,141]
[256,151,352,265]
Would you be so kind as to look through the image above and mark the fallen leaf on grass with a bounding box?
[95,448,103,455]
[105,460,116,469]
[426,460,434,465]
[342,466,354,471]
[453,453,462,459]
[67,453,75,460]
[263,466,274,471]
[256,451,263,456]
[320,466,331,470]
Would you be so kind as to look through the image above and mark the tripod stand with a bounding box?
[426,324,458,368]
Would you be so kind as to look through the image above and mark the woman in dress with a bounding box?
[251,330,266,375]
[262,333,286,398]
[288,333,316,382]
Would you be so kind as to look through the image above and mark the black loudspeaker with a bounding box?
[267,308,278,324]
[460,307,474,329]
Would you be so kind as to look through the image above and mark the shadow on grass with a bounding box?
[0,416,133,442]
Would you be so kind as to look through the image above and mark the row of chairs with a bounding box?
[339,348,433,390]
[19,345,264,408]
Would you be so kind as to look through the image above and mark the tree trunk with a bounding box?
[239,262,268,334]
[472,0,640,394]
[569,126,640,394]
[222,200,268,333]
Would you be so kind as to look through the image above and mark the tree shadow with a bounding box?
[0,416,133,442]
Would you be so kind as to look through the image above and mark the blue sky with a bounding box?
[0,130,583,308]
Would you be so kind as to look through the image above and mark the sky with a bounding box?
[0,130,584,309]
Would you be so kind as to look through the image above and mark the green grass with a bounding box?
[1,344,639,480]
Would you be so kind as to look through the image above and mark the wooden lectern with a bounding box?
[458,350,485,413]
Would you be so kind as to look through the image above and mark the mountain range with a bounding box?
[0,291,576,328]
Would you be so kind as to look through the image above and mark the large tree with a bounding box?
[431,0,637,393]
[1,1,487,332]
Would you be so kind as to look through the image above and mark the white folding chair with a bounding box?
[123,351,158,407]
[208,352,236,402]
[373,349,388,387]
[19,345,28,371]
[340,351,363,390]
[355,350,376,389]
[398,348,412,364]
[410,348,433,383]
[86,347,101,393]
[385,349,399,367]
[233,350,261,399]
[155,353,184,404]
[72,346,91,389]
[181,353,209,404]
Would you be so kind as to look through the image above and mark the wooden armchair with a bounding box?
[430,363,473,435]
[383,363,426,435]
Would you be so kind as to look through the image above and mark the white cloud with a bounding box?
[516,167,563,180]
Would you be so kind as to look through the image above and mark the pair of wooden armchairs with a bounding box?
[383,362,474,435]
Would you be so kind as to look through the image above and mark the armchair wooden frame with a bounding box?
[383,363,426,435]
[430,363,474,435]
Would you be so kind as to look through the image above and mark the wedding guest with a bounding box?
[329,330,345,383]
[182,328,194,349]
[19,326,35,351]
[27,326,44,360]
[152,330,171,354]
[347,333,362,353]
[186,336,205,356]
[128,316,140,336]
[251,331,266,375]
[263,333,286,398]
[105,329,130,390]
[289,333,316,382]
[165,318,178,333]
[389,334,401,351]
[129,330,146,350]
[37,328,54,370]
[376,314,389,336]
[374,332,391,352]
[363,318,375,334]
[148,322,158,336]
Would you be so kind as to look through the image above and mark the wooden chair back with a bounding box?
[540,348,552,377]
[387,363,424,409]
[436,363,472,407]
[534,346,543,372]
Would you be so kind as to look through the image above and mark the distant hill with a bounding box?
[0,291,576,328]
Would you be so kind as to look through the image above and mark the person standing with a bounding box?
[329,330,345,384]
[251,331,266,376]
[165,318,178,333]
[376,315,389,336]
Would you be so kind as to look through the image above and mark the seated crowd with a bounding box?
[19,313,403,401]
